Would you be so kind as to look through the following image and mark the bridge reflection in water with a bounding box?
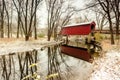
[0,45,92,80]
[61,45,92,62]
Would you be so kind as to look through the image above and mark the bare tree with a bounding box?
[46,0,75,41]
[34,10,37,39]
[0,0,5,38]
[12,0,22,38]
[4,0,10,38]
[0,0,15,38]
[97,0,115,44]
[85,0,118,44]
[13,0,42,41]
[74,13,92,23]
[93,9,108,31]
[9,1,13,38]
[110,0,120,38]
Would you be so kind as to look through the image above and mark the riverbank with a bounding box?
[0,38,62,55]
[89,40,120,80]
[0,38,120,80]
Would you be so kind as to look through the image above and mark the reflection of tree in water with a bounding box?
[47,45,72,80]
[0,50,38,80]
[18,50,38,80]
[0,45,87,80]
[0,54,14,80]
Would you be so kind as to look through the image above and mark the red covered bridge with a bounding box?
[60,21,96,35]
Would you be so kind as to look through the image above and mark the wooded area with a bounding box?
[0,0,120,44]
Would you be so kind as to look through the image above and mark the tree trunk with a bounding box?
[108,13,115,44]
[47,35,51,41]
[115,17,119,39]
[25,35,29,41]
[10,2,13,38]
[34,14,37,40]
[4,3,10,38]
[47,31,51,41]
[53,27,57,40]
[1,14,4,38]
[34,0,37,40]
[25,0,28,41]
[17,15,20,38]
[1,0,5,38]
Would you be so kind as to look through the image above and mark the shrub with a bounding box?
[38,33,45,38]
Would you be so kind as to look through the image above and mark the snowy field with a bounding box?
[0,39,62,55]
[89,45,120,80]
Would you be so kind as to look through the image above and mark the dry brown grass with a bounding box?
[0,37,45,43]
[101,40,112,51]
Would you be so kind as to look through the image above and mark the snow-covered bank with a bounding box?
[0,40,62,55]
[89,49,120,80]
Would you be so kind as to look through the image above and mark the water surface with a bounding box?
[0,45,93,80]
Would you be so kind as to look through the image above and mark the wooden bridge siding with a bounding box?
[60,24,92,35]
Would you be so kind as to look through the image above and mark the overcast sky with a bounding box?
[38,0,94,28]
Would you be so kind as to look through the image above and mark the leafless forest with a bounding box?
[0,0,119,44]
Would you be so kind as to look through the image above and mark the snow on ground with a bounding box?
[89,47,120,80]
[0,39,120,80]
[0,39,62,55]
